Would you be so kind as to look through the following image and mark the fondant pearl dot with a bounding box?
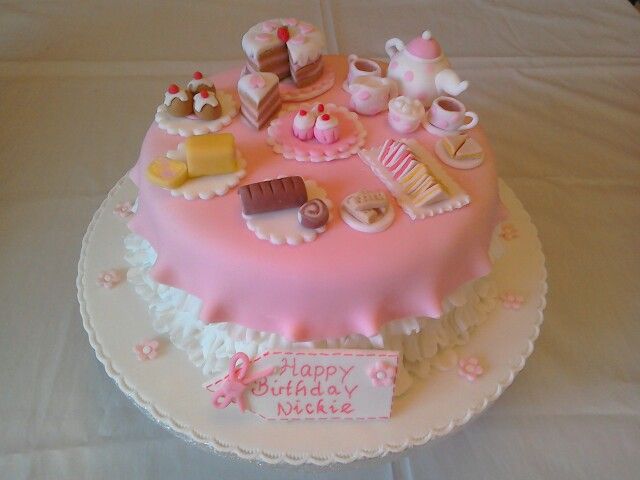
[376,371,385,379]
[404,70,414,82]
[142,346,152,354]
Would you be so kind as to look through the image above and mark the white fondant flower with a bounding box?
[500,223,518,241]
[113,201,134,219]
[134,339,160,361]
[458,357,483,382]
[97,269,124,289]
[500,292,525,310]
[368,361,396,387]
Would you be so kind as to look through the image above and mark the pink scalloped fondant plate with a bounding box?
[279,63,336,102]
[78,175,546,467]
[266,103,366,162]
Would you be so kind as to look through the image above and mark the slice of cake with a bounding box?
[442,134,468,157]
[242,19,324,87]
[237,72,281,130]
[454,137,483,161]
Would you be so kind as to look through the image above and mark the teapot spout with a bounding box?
[435,69,469,97]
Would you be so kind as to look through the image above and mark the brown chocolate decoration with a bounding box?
[239,176,308,215]
[298,199,329,229]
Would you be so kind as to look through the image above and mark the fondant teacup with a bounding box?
[347,54,382,87]
[349,76,398,116]
[388,96,425,133]
[428,96,478,132]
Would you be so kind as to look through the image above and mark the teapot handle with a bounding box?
[385,38,405,59]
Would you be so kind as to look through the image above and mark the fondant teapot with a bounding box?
[385,30,468,105]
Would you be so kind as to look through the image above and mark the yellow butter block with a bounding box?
[146,157,188,189]
[185,133,237,177]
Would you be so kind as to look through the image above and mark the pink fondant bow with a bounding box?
[209,352,274,412]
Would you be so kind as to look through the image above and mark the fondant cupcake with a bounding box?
[292,109,316,141]
[314,113,339,144]
[164,84,193,117]
[187,71,216,95]
[193,90,222,121]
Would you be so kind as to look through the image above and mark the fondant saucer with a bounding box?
[422,111,474,137]
[434,139,484,170]
[279,64,336,102]
[340,202,395,233]
[78,175,546,466]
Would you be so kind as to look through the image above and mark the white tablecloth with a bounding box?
[1,1,639,478]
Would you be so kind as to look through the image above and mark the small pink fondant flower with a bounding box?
[134,340,159,361]
[368,361,396,387]
[500,223,518,241]
[97,269,124,289]
[458,357,483,382]
[113,201,134,219]
[500,292,525,310]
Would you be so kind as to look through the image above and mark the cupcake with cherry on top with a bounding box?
[187,71,216,95]
[193,89,222,121]
[164,84,193,117]
[314,113,340,144]
[292,109,317,141]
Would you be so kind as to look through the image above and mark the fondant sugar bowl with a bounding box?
[388,96,425,134]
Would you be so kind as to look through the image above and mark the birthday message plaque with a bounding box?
[204,350,399,420]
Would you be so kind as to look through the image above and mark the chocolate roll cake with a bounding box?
[239,176,308,215]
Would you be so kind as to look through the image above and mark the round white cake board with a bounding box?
[78,175,546,467]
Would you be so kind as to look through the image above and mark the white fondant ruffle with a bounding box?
[125,230,502,395]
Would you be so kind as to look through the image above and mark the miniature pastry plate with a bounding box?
[434,139,484,170]
[78,175,546,467]
[241,177,332,245]
[165,143,247,200]
[267,103,366,162]
[155,91,238,137]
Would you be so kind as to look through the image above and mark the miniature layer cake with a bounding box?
[242,18,324,87]
[127,55,505,394]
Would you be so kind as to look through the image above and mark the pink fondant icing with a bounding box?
[406,33,442,60]
[129,56,505,342]
[403,70,414,82]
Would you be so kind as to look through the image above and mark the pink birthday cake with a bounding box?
[123,19,507,411]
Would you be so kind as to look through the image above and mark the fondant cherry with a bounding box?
[321,114,330,121]
[299,109,307,116]
[316,103,324,113]
[167,84,180,94]
[200,90,209,98]
[193,71,203,80]
[277,26,290,43]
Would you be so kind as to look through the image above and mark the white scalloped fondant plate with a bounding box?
[155,91,238,137]
[241,178,332,245]
[77,175,546,467]
[165,144,247,200]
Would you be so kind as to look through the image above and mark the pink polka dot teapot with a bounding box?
[385,30,468,105]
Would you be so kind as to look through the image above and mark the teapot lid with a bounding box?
[406,31,442,60]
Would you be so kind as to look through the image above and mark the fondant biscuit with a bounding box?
[239,176,307,215]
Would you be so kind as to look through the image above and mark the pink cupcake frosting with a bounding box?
[292,109,316,141]
[314,113,339,144]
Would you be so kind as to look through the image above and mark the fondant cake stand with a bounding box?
[77,175,546,467]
